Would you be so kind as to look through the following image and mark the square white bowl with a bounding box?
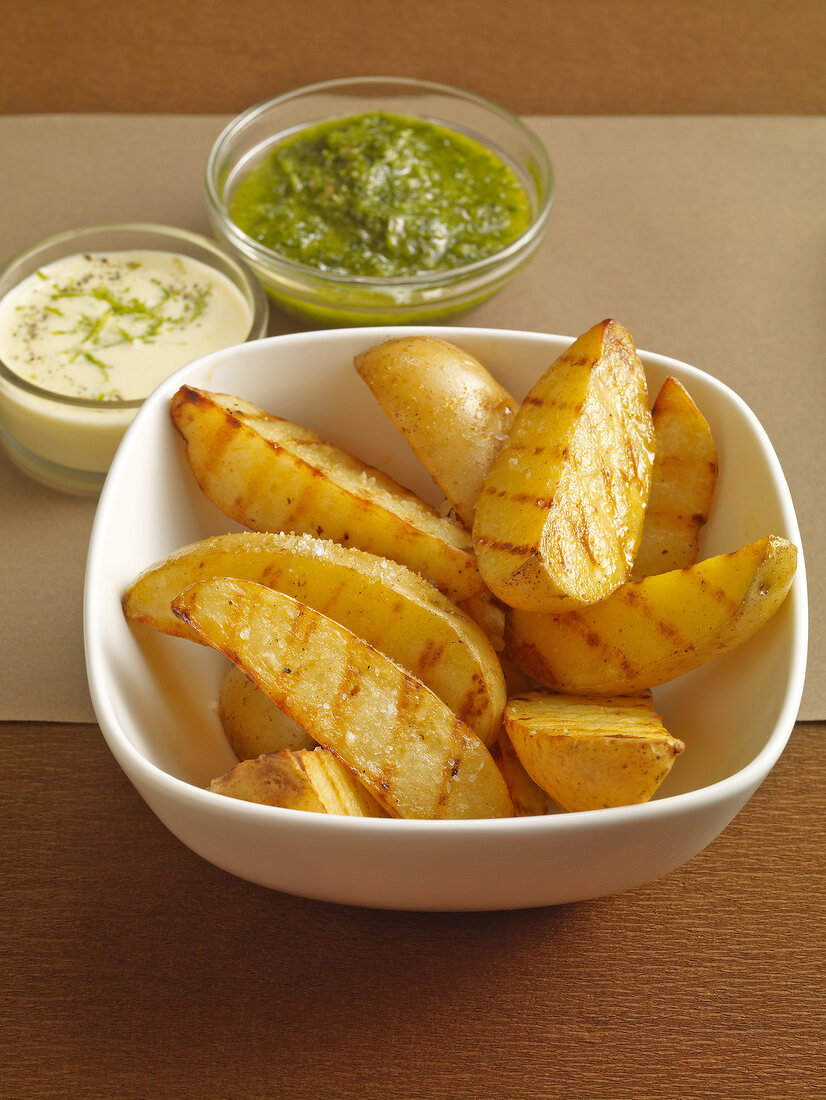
[84,327,807,910]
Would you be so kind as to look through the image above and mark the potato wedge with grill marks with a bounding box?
[123,531,504,745]
[472,319,655,611]
[354,336,518,527]
[489,724,552,817]
[210,747,386,816]
[504,692,684,811]
[172,578,513,820]
[209,748,325,813]
[170,386,482,602]
[505,534,797,694]
[219,662,316,759]
[632,376,718,578]
[458,587,507,653]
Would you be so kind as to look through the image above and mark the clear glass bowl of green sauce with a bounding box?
[206,77,554,327]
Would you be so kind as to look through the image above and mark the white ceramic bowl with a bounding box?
[84,327,808,911]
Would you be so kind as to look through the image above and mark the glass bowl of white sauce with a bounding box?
[0,223,268,494]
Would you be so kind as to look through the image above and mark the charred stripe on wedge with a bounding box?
[412,637,447,676]
[453,670,488,725]
[513,613,638,685]
[521,394,584,414]
[472,535,536,557]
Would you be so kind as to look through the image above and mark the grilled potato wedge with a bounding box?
[170,386,482,602]
[210,749,325,812]
[458,587,507,652]
[632,377,718,578]
[489,724,552,816]
[505,692,684,811]
[498,652,542,697]
[172,578,513,820]
[123,531,504,745]
[210,748,386,816]
[219,662,315,759]
[506,534,797,694]
[354,336,518,526]
[472,319,655,611]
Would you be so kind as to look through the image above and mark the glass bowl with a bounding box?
[205,77,554,327]
[0,223,268,495]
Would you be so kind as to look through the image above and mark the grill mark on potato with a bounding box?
[413,638,447,675]
[521,393,584,416]
[479,484,509,498]
[613,585,689,646]
[473,535,535,557]
[690,570,741,615]
[396,672,424,737]
[279,474,325,533]
[505,438,566,458]
[513,612,638,685]
[507,492,554,507]
[478,482,557,508]
[437,719,468,806]
[279,599,313,687]
[172,385,210,419]
[645,504,709,524]
[449,667,487,726]
[391,674,424,807]
[172,393,242,495]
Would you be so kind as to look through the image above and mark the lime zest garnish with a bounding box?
[40,264,214,375]
[81,351,112,380]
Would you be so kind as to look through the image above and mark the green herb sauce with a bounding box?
[229,112,532,278]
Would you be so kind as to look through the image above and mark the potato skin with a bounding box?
[355,336,517,527]
[209,750,325,812]
[210,748,386,817]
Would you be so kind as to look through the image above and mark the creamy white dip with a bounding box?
[0,250,253,401]
[0,249,255,488]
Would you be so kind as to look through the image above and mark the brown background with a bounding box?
[2,0,825,117]
[2,3,825,1098]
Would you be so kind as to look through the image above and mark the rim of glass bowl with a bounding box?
[0,222,269,411]
[205,76,555,292]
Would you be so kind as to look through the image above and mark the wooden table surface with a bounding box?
[2,0,825,117]
[3,718,823,1098]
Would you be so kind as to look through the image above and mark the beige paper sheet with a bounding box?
[0,115,822,720]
